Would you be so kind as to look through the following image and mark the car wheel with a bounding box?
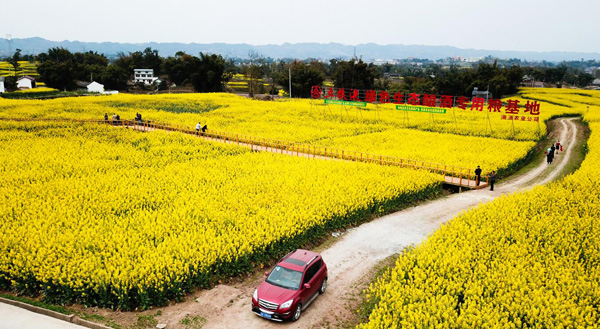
[292,304,302,321]
[319,278,327,294]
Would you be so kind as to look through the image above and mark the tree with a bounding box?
[162,52,230,92]
[504,65,523,95]
[3,76,17,91]
[576,73,594,87]
[190,53,230,92]
[403,76,436,94]
[545,65,567,84]
[163,51,200,85]
[37,48,127,91]
[73,51,109,82]
[7,49,21,76]
[37,48,77,90]
[276,61,325,98]
[331,59,378,90]
[140,47,163,75]
[434,66,471,96]
[100,65,130,90]
[246,50,265,97]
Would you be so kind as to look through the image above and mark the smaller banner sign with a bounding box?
[325,99,367,107]
[396,105,447,114]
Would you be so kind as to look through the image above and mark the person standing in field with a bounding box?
[475,165,482,186]
[489,171,496,191]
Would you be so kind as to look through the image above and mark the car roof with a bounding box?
[278,249,320,272]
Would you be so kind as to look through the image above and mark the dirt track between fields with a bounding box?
[137,118,578,329]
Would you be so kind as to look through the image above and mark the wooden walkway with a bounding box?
[129,121,487,190]
[444,176,488,189]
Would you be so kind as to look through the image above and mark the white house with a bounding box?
[134,69,158,85]
[17,76,36,90]
[87,81,105,93]
[0,77,5,93]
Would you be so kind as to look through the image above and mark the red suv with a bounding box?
[252,249,328,322]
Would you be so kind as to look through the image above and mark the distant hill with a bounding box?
[2,37,599,62]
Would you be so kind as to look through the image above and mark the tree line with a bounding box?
[3,47,230,93]
[277,59,524,99]
[3,47,595,97]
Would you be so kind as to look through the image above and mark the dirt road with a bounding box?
[189,118,579,329]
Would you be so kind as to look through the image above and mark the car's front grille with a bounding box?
[258,298,279,310]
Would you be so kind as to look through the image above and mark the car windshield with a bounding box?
[266,266,302,290]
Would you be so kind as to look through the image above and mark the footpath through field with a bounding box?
[188,117,578,329]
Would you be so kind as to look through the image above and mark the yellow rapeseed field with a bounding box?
[0,88,579,310]
[12,87,58,93]
[0,120,442,309]
[0,93,536,173]
[0,92,548,141]
[359,89,600,328]
[0,61,38,77]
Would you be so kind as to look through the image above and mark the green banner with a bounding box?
[325,99,367,107]
[396,105,447,114]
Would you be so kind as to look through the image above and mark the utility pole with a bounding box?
[6,34,12,57]
[288,66,291,100]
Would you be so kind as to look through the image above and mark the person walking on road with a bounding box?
[556,141,561,153]
[196,122,201,133]
[489,171,496,191]
[546,148,553,164]
[475,165,482,186]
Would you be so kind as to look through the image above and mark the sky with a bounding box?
[1,0,599,53]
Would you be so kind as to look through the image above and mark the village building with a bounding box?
[533,81,544,88]
[75,80,117,94]
[0,77,5,93]
[87,81,105,93]
[134,69,158,85]
[521,75,545,88]
[16,76,36,90]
